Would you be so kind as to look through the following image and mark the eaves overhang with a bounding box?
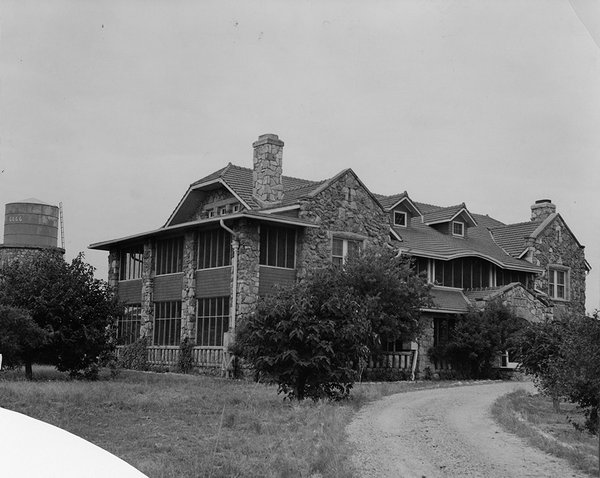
[89,211,318,251]
[398,247,544,274]
[164,178,252,228]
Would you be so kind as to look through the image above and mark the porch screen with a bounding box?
[196,297,230,346]
[153,301,182,346]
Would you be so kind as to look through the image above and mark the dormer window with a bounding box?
[232,204,240,213]
[218,206,228,216]
[393,211,407,227]
[207,210,216,218]
[452,221,464,237]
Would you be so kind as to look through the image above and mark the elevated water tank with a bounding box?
[3,198,59,248]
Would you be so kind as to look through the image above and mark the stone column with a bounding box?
[235,219,260,325]
[140,239,154,339]
[181,231,196,341]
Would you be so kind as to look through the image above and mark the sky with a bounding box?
[1,0,599,312]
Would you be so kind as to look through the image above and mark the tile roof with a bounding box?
[393,214,541,272]
[488,221,538,258]
[427,287,470,313]
[170,163,543,274]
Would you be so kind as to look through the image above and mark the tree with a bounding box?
[0,306,47,374]
[0,251,120,379]
[234,246,431,400]
[429,300,526,378]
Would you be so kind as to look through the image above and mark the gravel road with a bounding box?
[347,381,588,478]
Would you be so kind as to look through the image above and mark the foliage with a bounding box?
[429,300,525,378]
[360,368,411,382]
[118,336,150,371]
[178,337,195,374]
[518,311,600,435]
[0,250,119,379]
[234,246,431,400]
[0,306,47,369]
[341,247,432,352]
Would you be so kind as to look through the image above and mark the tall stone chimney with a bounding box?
[531,199,556,222]
[253,134,284,205]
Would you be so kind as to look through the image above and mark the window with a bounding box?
[155,237,183,275]
[393,211,407,227]
[153,301,181,346]
[197,297,229,346]
[232,204,240,213]
[259,226,296,268]
[218,206,228,216]
[433,317,455,347]
[207,209,216,218]
[119,247,143,280]
[452,221,464,237]
[549,267,568,300]
[332,237,361,266]
[197,229,231,269]
[117,305,141,345]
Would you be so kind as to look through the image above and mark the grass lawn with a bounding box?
[492,389,599,477]
[0,366,478,478]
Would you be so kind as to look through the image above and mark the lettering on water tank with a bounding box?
[7,216,23,222]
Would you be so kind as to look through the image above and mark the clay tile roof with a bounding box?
[428,287,471,313]
[422,203,473,225]
[376,192,408,210]
[489,221,538,258]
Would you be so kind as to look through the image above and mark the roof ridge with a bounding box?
[489,220,536,230]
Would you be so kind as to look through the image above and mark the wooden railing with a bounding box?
[144,346,224,368]
[367,351,415,371]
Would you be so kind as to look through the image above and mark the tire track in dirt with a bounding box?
[347,382,588,478]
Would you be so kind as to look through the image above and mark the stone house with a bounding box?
[89,134,590,374]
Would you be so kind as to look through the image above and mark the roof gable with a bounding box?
[422,203,477,228]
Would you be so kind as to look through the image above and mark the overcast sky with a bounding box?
[1,0,599,312]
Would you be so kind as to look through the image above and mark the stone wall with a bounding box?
[296,170,390,277]
[0,245,64,268]
[529,215,587,316]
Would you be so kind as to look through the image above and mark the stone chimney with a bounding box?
[252,133,284,205]
[531,199,556,222]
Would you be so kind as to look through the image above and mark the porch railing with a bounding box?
[367,351,415,371]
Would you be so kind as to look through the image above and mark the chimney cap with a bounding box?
[253,133,284,147]
[535,199,553,205]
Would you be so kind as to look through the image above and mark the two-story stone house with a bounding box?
[89,134,590,374]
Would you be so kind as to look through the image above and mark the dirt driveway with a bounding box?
[347,381,587,478]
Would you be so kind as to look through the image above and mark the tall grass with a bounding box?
[492,389,598,477]
[0,366,482,478]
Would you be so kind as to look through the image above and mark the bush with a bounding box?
[178,337,195,374]
[360,368,411,382]
[119,337,150,371]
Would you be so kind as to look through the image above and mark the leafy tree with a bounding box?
[519,312,600,432]
[429,300,525,378]
[0,250,120,379]
[0,306,47,373]
[234,246,431,400]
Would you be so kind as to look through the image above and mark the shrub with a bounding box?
[178,337,195,374]
[119,336,150,371]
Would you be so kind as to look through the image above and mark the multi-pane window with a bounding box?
[119,247,143,280]
[452,221,464,237]
[332,238,359,265]
[549,267,568,300]
[259,226,296,268]
[117,305,142,345]
[153,301,182,346]
[155,237,184,275]
[197,297,230,346]
[393,211,407,227]
[197,229,231,269]
[433,317,455,347]
[332,237,361,266]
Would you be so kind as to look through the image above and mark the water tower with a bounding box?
[0,198,65,267]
